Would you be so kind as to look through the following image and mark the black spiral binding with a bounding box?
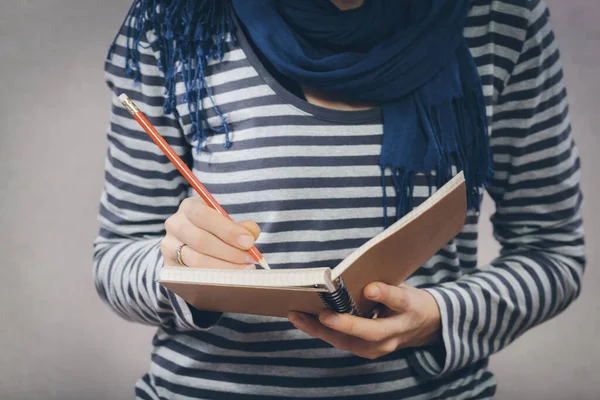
[319,277,359,316]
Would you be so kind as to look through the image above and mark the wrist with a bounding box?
[420,289,443,346]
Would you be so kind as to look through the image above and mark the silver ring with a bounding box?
[176,244,188,267]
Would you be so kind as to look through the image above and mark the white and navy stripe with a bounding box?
[93,0,585,398]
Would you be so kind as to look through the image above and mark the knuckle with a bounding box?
[381,324,394,340]
[380,340,398,355]
[188,233,205,253]
[398,294,410,310]
[344,317,356,334]
[164,215,177,233]
[380,286,392,302]
[182,198,206,223]
[180,197,193,212]
[388,288,408,311]
[371,330,386,342]
[190,203,207,224]
[226,223,241,237]
[159,238,169,255]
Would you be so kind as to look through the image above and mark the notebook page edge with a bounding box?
[158,266,331,289]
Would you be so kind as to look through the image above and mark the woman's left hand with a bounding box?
[288,283,442,359]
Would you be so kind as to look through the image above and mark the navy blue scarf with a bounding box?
[115,0,492,225]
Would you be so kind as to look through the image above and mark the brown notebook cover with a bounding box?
[158,172,467,318]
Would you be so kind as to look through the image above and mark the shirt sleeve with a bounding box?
[407,0,585,378]
[92,22,222,330]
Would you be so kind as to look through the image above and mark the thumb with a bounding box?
[364,282,410,313]
[238,220,261,241]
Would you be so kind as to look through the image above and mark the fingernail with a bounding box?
[245,255,256,264]
[237,235,254,248]
[289,312,305,328]
[244,264,256,270]
[365,285,380,299]
[320,311,338,326]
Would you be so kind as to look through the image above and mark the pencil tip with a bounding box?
[258,258,271,270]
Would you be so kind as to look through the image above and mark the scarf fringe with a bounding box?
[383,90,492,227]
[108,0,233,150]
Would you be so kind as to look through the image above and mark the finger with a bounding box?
[180,198,256,250]
[288,312,363,353]
[238,220,261,241]
[317,311,394,342]
[364,282,410,313]
[160,235,255,270]
[161,234,181,266]
[166,212,255,265]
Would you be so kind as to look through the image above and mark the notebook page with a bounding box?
[159,267,333,290]
[331,171,465,280]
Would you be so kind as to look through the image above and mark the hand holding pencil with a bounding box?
[119,94,270,270]
[162,198,265,270]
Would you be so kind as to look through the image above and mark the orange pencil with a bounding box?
[118,93,270,270]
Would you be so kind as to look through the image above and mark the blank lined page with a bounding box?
[159,267,332,289]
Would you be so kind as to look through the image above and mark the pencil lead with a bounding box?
[258,259,271,270]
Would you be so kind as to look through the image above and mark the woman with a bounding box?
[94,0,585,398]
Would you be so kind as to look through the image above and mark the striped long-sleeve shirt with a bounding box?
[93,0,585,398]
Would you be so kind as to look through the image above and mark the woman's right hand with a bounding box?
[160,197,261,270]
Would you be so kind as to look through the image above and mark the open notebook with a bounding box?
[159,172,467,318]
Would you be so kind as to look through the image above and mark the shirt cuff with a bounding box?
[407,344,446,378]
[166,288,223,330]
[189,305,223,329]
[407,286,458,378]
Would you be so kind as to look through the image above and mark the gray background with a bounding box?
[0,1,598,399]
